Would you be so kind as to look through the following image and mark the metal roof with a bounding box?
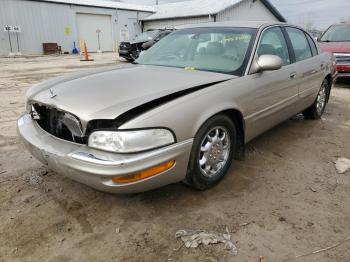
[35,0,155,12]
[141,0,286,22]
[177,20,286,29]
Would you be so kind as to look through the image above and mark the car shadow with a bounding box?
[336,78,350,86]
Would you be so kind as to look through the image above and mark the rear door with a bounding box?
[284,27,322,100]
[244,26,299,139]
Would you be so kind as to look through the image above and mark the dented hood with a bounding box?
[28,65,235,125]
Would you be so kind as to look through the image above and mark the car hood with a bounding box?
[319,41,350,53]
[130,40,147,45]
[28,65,235,126]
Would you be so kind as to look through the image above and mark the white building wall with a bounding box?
[217,0,278,22]
[143,16,211,31]
[143,0,279,31]
[0,0,152,55]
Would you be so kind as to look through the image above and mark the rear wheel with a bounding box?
[303,79,330,119]
[185,115,236,190]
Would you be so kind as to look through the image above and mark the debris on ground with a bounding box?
[309,187,317,192]
[334,157,350,174]
[239,221,254,227]
[175,227,237,255]
[258,257,265,262]
[282,234,350,261]
[307,222,314,227]
[27,174,43,186]
[115,227,120,233]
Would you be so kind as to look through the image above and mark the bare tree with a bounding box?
[305,21,314,30]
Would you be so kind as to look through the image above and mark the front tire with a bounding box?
[185,115,236,190]
[303,79,330,119]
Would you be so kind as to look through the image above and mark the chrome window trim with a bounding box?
[244,24,320,76]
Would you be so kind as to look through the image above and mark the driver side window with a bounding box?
[258,27,290,66]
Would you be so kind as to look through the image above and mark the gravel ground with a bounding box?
[0,53,350,262]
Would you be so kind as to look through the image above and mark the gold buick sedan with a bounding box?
[17,21,337,193]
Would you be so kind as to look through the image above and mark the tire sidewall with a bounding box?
[303,79,330,119]
[316,79,330,117]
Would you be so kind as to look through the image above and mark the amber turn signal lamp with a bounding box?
[112,160,175,184]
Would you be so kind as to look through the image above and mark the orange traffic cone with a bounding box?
[80,42,94,61]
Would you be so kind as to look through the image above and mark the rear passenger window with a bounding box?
[286,27,312,62]
[306,33,318,56]
[258,27,290,65]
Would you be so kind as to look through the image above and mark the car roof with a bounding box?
[178,21,287,29]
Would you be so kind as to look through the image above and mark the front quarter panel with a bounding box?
[119,79,246,142]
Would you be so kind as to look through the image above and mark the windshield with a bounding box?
[133,30,159,42]
[136,27,257,75]
[321,24,350,42]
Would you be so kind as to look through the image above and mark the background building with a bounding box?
[0,0,286,55]
[141,0,286,30]
[0,0,154,55]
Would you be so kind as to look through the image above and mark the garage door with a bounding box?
[76,13,113,52]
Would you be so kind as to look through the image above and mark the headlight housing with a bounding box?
[88,129,175,153]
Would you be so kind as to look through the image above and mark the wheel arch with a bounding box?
[195,108,246,160]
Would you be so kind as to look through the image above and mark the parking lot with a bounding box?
[0,53,350,262]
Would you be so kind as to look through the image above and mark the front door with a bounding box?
[244,26,299,140]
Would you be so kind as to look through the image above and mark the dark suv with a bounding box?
[119,29,173,62]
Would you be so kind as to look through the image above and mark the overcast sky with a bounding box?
[120,0,350,30]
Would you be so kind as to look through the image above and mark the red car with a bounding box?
[318,23,350,79]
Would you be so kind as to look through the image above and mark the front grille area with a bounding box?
[32,104,84,144]
[335,55,350,64]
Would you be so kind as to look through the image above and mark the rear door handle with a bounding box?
[290,72,297,79]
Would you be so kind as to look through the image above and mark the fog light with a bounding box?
[111,160,175,184]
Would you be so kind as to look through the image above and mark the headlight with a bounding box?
[88,129,175,153]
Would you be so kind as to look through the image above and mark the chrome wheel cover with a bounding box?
[316,84,327,115]
[198,126,231,178]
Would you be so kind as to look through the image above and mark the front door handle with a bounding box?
[290,72,297,79]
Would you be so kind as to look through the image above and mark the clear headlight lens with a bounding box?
[88,129,175,153]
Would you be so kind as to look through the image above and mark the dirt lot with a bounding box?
[0,53,350,262]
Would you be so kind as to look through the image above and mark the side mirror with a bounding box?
[252,55,283,73]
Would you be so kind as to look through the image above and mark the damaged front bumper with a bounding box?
[17,114,193,193]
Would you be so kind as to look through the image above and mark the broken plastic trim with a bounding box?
[85,79,230,137]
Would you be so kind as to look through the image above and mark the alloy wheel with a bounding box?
[198,126,231,178]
